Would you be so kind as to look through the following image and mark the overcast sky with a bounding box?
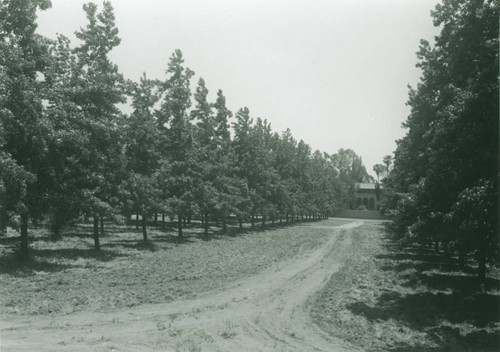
[36,0,440,175]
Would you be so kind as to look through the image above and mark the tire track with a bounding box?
[1,220,365,351]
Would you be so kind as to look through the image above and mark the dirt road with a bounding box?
[1,220,366,352]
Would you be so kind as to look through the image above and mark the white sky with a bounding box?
[36,0,440,175]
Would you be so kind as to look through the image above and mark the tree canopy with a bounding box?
[0,1,369,255]
[382,0,499,280]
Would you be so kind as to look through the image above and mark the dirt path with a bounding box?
[1,220,365,352]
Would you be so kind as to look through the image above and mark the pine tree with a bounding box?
[156,49,195,238]
[72,1,126,249]
[122,74,161,241]
[383,0,499,280]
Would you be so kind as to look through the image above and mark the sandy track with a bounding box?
[1,221,364,352]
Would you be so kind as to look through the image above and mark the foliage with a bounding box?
[382,0,499,279]
[0,1,369,250]
[0,0,52,254]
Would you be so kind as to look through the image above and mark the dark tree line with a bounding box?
[0,1,369,255]
[381,0,499,280]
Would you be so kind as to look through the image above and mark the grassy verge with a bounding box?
[310,221,500,352]
[0,220,345,316]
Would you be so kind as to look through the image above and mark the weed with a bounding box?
[219,320,237,339]
[156,320,168,331]
[174,339,201,352]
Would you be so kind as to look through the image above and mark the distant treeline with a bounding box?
[380,0,499,280]
[0,1,371,255]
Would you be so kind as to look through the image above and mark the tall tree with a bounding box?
[42,34,89,239]
[122,74,161,241]
[272,129,298,223]
[0,0,52,255]
[211,89,245,231]
[72,1,126,249]
[232,107,256,226]
[331,148,369,209]
[251,117,279,226]
[373,164,385,182]
[382,155,392,172]
[156,49,196,238]
[190,77,216,234]
[383,0,499,279]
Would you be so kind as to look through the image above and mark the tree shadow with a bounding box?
[150,233,194,245]
[378,252,479,276]
[0,252,74,276]
[104,239,159,251]
[130,239,158,251]
[352,239,500,351]
[0,235,21,246]
[348,290,499,327]
[31,247,128,262]
[59,231,93,239]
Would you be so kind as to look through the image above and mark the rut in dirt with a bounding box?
[1,220,365,352]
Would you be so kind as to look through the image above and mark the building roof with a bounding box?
[357,183,377,190]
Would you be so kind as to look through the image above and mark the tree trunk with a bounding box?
[239,219,242,229]
[434,240,439,253]
[458,249,466,269]
[478,246,486,281]
[50,212,62,241]
[20,213,29,258]
[142,213,148,241]
[478,255,486,281]
[154,212,158,226]
[100,216,104,237]
[178,214,183,238]
[136,212,139,230]
[93,216,100,250]
[251,215,255,228]
[222,215,227,234]
[162,213,165,230]
[204,211,209,235]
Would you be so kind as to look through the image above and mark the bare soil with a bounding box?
[1,219,498,351]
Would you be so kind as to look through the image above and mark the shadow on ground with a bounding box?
[0,252,74,276]
[0,247,128,277]
[348,237,500,352]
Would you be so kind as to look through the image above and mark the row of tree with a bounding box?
[381,0,499,280]
[0,1,370,256]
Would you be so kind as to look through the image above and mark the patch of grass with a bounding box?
[310,224,500,351]
[219,320,237,339]
[0,220,332,316]
[174,339,202,352]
